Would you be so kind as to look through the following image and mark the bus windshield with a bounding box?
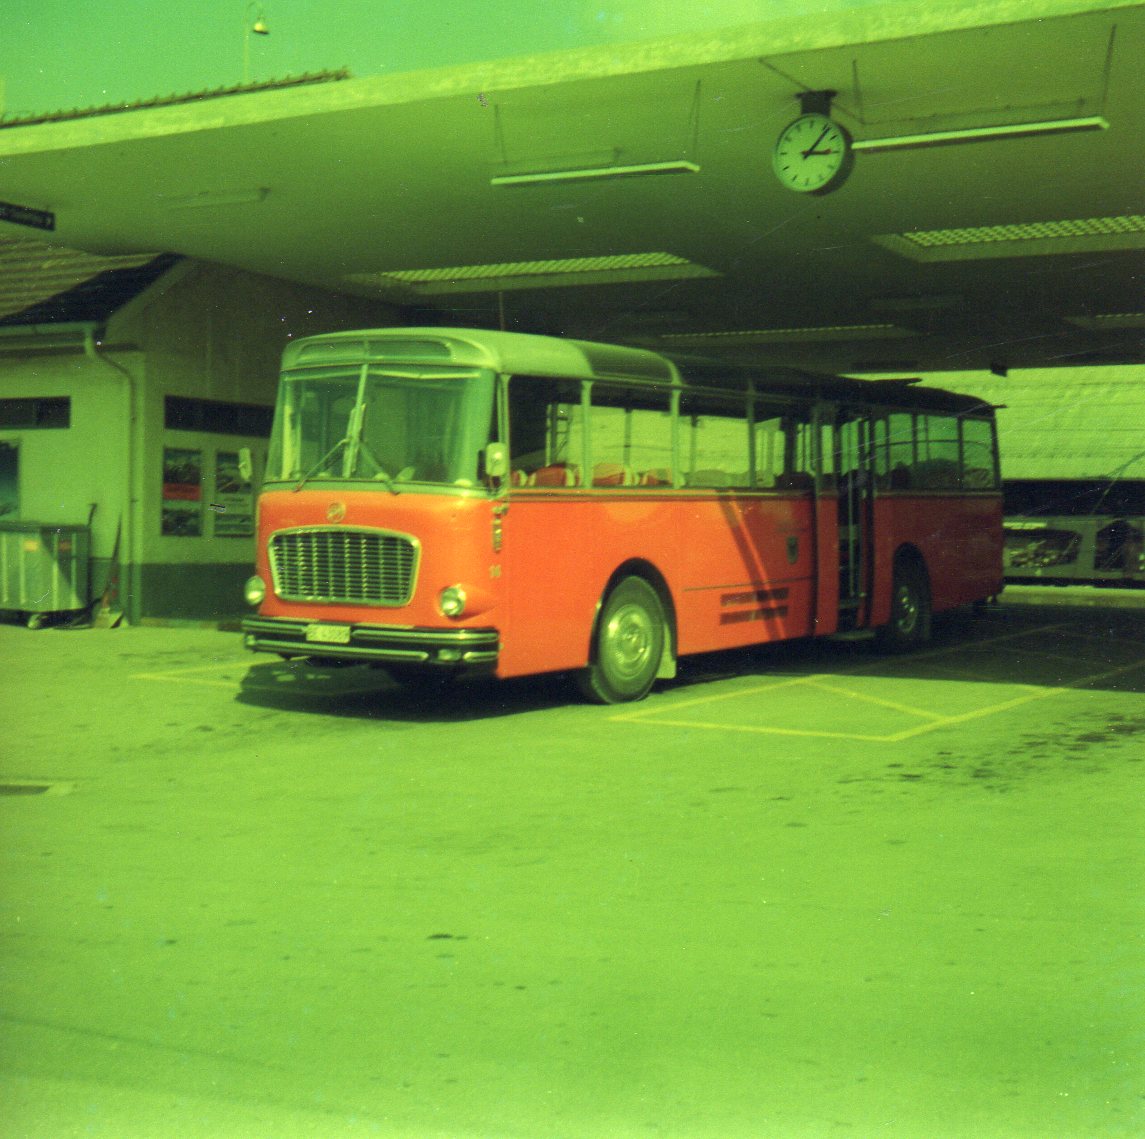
[265,364,496,488]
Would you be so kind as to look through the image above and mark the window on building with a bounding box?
[164,396,273,437]
[0,397,70,429]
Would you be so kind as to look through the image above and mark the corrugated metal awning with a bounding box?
[0,236,177,326]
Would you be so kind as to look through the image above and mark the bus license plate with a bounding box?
[305,623,351,645]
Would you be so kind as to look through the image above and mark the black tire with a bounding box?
[877,558,931,652]
[577,576,665,704]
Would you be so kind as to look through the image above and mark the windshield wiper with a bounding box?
[293,436,350,492]
[292,435,401,494]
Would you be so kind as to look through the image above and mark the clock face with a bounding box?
[772,113,854,195]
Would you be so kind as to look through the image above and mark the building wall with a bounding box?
[0,348,135,611]
[107,262,399,622]
[0,261,399,623]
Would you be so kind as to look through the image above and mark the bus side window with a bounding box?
[680,393,751,489]
[962,418,999,489]
[759,408,815,491]
[507,376,584,487]
[819,419,837,490]
[871,415,889,489]
[753,402,785,488]
[590,385,673,488]
[886,412,915,489]
[790,415,816,486]
[917,414,961,489]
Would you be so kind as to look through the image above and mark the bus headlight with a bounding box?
[244,575,267,606]
[438,585,467,618]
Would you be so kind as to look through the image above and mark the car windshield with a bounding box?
[265,364,496,489]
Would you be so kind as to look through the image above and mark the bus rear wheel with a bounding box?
[578,576,665,704]
[878,557,931,652]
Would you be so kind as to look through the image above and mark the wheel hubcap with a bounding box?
[604,603,654,680]
[895,585,918,634]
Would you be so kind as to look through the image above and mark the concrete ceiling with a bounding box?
[1,1,1142,375]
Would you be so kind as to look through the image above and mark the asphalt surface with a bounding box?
[1,600,1143,1137]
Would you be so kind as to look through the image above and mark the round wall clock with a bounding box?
[772,112,854,195]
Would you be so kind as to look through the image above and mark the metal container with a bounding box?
[0,522,91,618]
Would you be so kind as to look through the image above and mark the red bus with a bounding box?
[241,327,1003,702]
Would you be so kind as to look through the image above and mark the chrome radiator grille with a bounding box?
[269,528,418,606]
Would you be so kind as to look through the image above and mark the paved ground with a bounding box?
[1,601,1143,1138]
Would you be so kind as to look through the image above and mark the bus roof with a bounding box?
[282,326,680,386]
[673,356,996,416]
[282,326,992,417]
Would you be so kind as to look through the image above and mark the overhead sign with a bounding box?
[0,200,55,231]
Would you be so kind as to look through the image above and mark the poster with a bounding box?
[212,450,254,537]
[161,447,202,536]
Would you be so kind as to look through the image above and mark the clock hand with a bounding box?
[801,126,831,158]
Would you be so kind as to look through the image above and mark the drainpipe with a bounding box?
[83,327,138,622]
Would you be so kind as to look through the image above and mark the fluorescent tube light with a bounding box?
[491,160,700,187]
[1065,312,1145,330]
[853,116,1107,152]
[661,324,912,345]
[163,187,269,210]
[347,252,717,295]
[874,214,1145,262]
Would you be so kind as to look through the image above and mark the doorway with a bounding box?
[834,412,872,626]
[0,440,18,519]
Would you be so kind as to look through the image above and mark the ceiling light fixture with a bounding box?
[1065,312,1145,330]
[853,115,1107,152]
[163,187,269,210]
[659,324,912,345]
[874,214,1145,262]
[347,252,716,294]
[491,160,700,187]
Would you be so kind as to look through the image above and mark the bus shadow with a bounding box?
[234,606,1145,722]
[234,658,578,722]
[662,605,1145,697]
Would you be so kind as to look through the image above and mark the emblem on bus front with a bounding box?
[326,502,347,523]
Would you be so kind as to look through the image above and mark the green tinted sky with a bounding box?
[2,1,880,118]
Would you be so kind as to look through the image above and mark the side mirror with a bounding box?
[483,442,509,482]
[238,447,254,484]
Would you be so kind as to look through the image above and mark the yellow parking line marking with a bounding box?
[800,677,946,721]
[613,717,891,741]
[611,624,1145,741]
[611,674,814,722]
[612,623,1072,732]
[130,661,247,688]
[130,675,237,688]
[923,664,1011,685]
[883,656,1145,742]
[840,622,1072,676]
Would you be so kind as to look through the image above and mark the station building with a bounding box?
[1,0,1142,622]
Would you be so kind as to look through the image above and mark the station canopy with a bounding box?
[0,0,1142,376]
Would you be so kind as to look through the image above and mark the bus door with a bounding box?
[834,409,874,628]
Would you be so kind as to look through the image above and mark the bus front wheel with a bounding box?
[878,558,931,652]
[578,576,665,704]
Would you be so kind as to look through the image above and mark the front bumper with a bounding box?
[241,615,500,669]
